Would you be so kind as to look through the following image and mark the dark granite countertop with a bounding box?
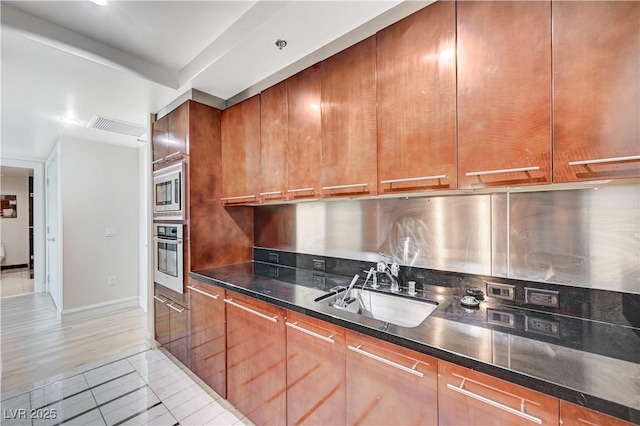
[190,261,640,424]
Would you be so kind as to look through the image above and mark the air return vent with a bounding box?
[87,115,146,137]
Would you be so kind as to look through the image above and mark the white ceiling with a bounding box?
[1,0,431,162]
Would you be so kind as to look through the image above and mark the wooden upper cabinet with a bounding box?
[167,101,188,159]
[322,36,377,198]
[152,114,169,167]
[225,291,286,426]
[377,1,457,194]
[287,64,323,200]
[553,1,640,182]
[439,360,559,425]
[559,400,635,426]
[221,95,261,204]
[260,81,288,202]
[346,331,438,425]
[457,1,552,189]
[286,311,346,426]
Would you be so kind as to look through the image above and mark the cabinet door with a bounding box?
[188,280,226,398]
[221,95,261,204]
[377,2,457,194]
[457,1,551,188]
[346,331,437,425]
[168,301,190,368]
[225,291,286,425]
[260,81,288,202]
[286,311,346,426]
[153,293,170,347]
[553,1,640,182]
[287,64,322,201]
[438,361,558,425]
[166,101,188,159]
[322,36,377,198]
[560,401,634,426]
[152,114,169,168]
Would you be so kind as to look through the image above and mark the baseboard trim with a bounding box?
[61,296,139,317]
[138,296,148,312]
[1,263,29,271]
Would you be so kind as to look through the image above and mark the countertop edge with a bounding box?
[188,269,640,424]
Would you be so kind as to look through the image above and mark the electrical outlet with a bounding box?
[312,259,325,271]
[485,282,516,301]
[525,287,559,308]
[487,309,515,328]
[313,274,326,287]
[268,252,279,264]
[525,315,559,337]
[108,276,116,286]
[268,266,280,277]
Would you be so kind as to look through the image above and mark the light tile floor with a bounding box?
[1,268,34,298]
[0,349,254,426]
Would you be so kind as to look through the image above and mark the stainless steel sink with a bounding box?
[315,288,438,328]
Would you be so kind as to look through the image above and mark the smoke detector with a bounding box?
[87,115,146,138]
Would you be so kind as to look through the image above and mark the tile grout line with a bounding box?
[111,401,163,426]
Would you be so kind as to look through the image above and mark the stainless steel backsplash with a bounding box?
[254,185,640,294]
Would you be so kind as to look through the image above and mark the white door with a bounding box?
[45,150,61,316]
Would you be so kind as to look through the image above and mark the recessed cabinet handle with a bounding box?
[167,303,185,313]
[220,195,256,202]
[347,344,424,378]
[286,321,335,344]
[446,379,542,424]
[380,175,448,184]
[322,183,368,191]
[465,166,540,177]
[187,285,219,300]
[224,298,278,323]
[153,295,168,303]
[568,155,640,166]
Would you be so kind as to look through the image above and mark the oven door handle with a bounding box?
[153,237,182,244]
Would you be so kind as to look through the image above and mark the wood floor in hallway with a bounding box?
[1,292,148,393]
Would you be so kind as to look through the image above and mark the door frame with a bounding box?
[0,158,46,294]
[45,145,63,319]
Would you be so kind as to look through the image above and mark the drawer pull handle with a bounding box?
[153,237,182,244]
[165,151,184,159]
[259,191,283,196]
[153,295,168,303]
[221,195,256,202]
[187,285,219,300]
[224,298,278,323]
[167,302,185,313]
[380,175,447,184]
[569,155,640,166]
[287,187,315,193]
[322,183,368,191]
[152,158,166,165]
[446,379,542,424]
[286,321,335,344]
[347,344,424,378]
[466,166,540,177]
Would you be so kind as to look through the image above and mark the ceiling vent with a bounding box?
[87,115,147,138]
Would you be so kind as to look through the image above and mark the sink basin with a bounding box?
[315,288,438,328]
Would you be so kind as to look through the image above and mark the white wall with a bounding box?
[0,175,30,266]
[59,138,140,310]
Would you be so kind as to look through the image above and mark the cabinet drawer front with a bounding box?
[346,331,437,425]
[439,361,559,425]
[286,311,346,426]
[560,401,635,426]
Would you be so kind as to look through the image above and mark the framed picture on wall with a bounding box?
[1,194,17,218]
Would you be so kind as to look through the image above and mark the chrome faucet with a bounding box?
[377,253,401,293]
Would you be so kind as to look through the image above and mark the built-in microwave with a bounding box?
[153,162,185,220]
[153,223,184,294]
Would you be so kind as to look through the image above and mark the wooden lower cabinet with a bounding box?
[560,401,635,426]
[286,311,346,425]
[188,279,226,398]
[154,289,190,368]
[346,331,438,425]
[438,360,559,425]
[225,291,286,425]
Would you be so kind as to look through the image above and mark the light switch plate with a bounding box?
[105,227,117,237]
